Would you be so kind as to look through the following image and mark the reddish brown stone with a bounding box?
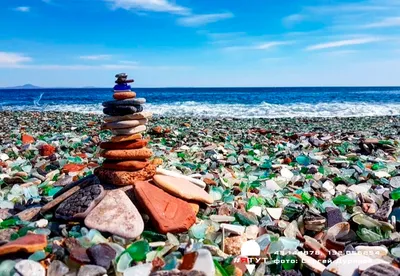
[69,247,91,264]
[113,91,136,100]
[283,157,292,164]
[74,153,87,158]
[99,139,148,150]
[0,234,47,256]
[110,133,142,143]
[100,148,153,160]
[102,160,149,171]
[62,164,86,173]
[179,251,198,270]
[152,126,163,134]
[134,181,196,234]
[94,165,157,185]
[22,134,35,144]
[203,178,216,186]
[40,144,56,156]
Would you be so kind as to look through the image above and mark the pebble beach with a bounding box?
[1,110,400,276]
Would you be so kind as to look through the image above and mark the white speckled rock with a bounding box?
[15,260,45,276]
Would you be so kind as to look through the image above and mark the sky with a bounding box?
[1,0,400,87]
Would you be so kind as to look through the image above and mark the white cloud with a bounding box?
[177,12,234,27]
[306,37,382,50]
[79,55,112,60]
[0,52,32,67]
[283,14,305,27]
[363,17,400,28]
[105,0,190,15]
[14,6,30,12]
[223,41,293,51]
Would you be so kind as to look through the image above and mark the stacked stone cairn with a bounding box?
[94,73,157,185]
[0,73,217,276]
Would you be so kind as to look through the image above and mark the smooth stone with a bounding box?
[69,247,91,264]
[134,181,196,234]
[101,160,150,171]
[245,225,259,240]
[123,263,152,276]
[110,133,143,143]
[355,246,388,258]
[87,243,116,269]
[102,119,147,130]
[55,184,106,220]
[113,92,136,100]
[326,254,375,276]
[111,125,147,135]
[361,263,400,275]
[14,260,45,276]
[348,183,371,194]
[192,249,215,276]
[156,168,206,189]
[104,112,153,123]
[220,224,246,235]
[100,147,152,160]
[99,139,148,150]
[84,189,144,239]
[358,259,390,273]
[0,229,17,242]
[103,105,143,116]
[53,175,74,187]
[153,175,213,204]
[48,260,69,276]
[0,234,47,256]
[326,207,344,227]
[209,215,235,223]
[266,208,283,220]
[77,265,106,276]
[390,176,400,188]
[373,199,394,221]
[102,98,146,107]
[94,165,157,186]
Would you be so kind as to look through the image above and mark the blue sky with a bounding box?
[1,0,400,87]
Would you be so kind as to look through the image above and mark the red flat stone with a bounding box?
[102,160,149,171]
[99,139,148,150]
[40,144,56,156]
[0,234,47,256]
[22,134,35,144]
[62,164,86,173]
[134,181,196,234]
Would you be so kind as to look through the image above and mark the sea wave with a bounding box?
[1,102,400,118]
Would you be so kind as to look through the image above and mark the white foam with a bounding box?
[1,101,400,118]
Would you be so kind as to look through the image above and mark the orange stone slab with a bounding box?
[113,91,136,100]
[153,175,214,204]
[0,234,47,256]
[110,133,142,143]
[102,160,150,171]
[100,148,153,160]
[134,181,196,234]
[99,139,148,150]
[94,165,156,186]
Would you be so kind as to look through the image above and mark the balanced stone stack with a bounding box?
[94,73,157,185]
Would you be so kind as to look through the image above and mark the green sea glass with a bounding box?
[125,240,150,262]
[332,195,356,206]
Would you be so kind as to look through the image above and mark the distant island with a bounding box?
[5,84,41,89]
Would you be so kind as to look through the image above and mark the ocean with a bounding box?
[1,87,400,118]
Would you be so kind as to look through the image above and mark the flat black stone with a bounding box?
[103,105,143,116]
[102,98,146,107]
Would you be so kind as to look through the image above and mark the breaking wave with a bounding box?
[1,101,400,118]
